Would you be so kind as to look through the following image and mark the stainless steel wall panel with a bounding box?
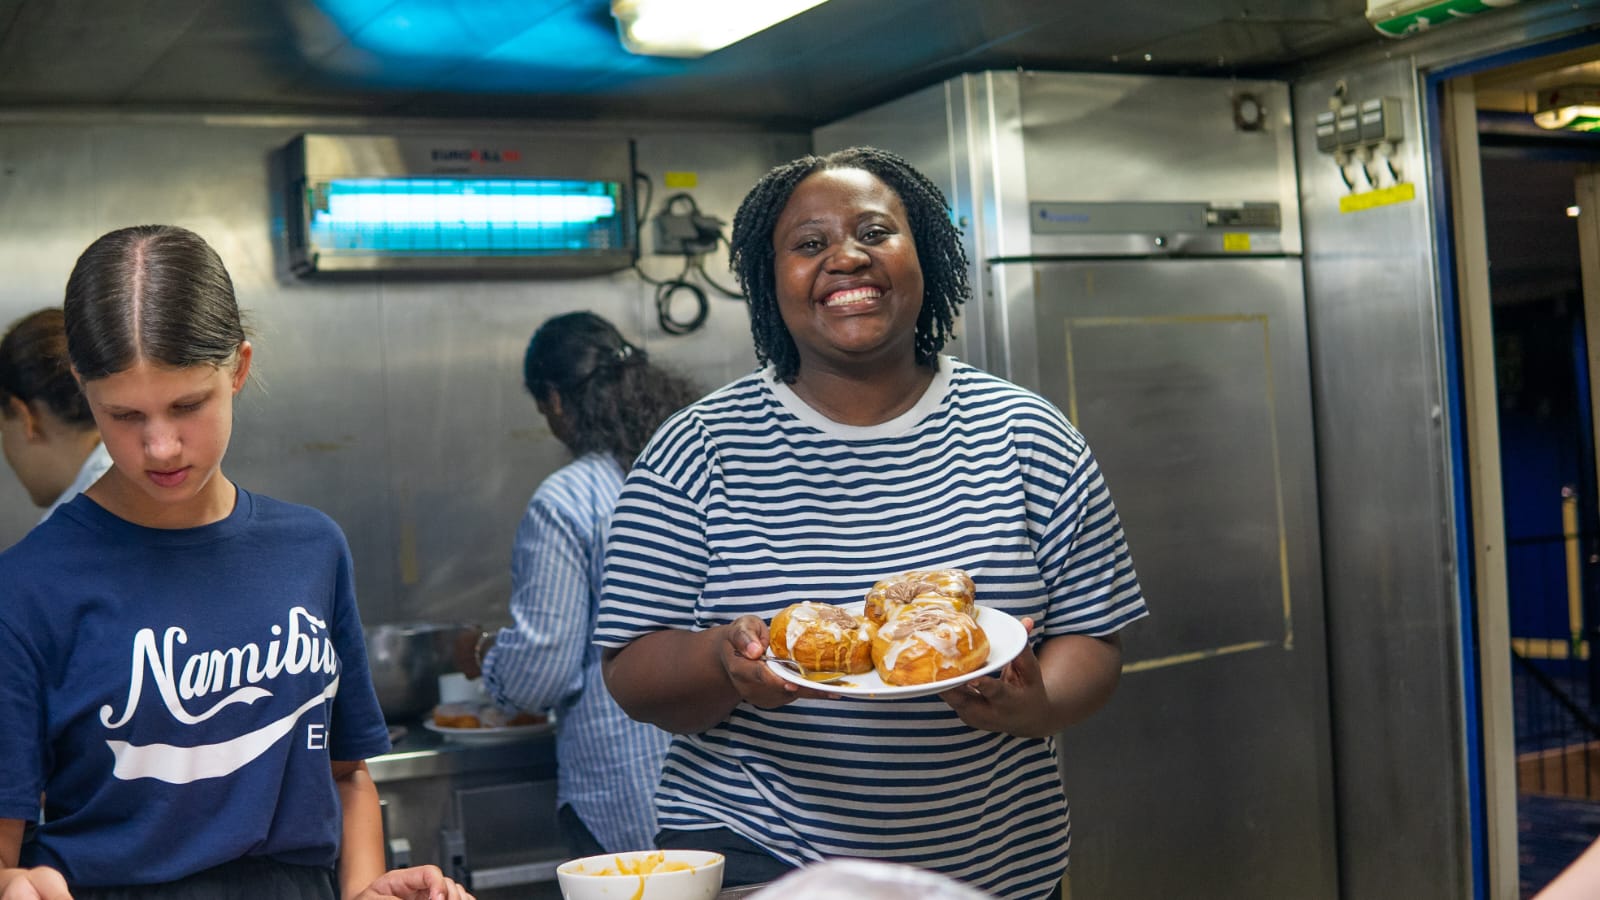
[0,116,803,636]
[1031,260,1318,666]
[1024,257,1335,900]
[962,72,1036,385]
[1015,71,1302,255]
[1291,59,1469,900]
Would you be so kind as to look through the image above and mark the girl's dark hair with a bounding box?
[523,311,700,469]
[728,146,970,383]
[63,225,246,379]
[0,308,94,427]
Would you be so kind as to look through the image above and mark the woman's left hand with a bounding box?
[353,866,473,900]
[940,618,1057,737]
[940,617,1124,738]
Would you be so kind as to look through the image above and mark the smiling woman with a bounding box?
[594,147,1148,900]
[0,225,471,900]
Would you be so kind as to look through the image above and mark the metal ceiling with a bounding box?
[0,0,1381,127]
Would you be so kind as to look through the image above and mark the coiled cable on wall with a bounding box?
[630,174,742,336]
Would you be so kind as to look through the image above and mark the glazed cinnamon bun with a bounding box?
[863,568,977,626]
[769,601,877,674]
[870,602,990,686]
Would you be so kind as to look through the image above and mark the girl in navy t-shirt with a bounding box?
[0,226,471,900]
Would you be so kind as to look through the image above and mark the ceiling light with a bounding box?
[611,0,831,57]
[1534,85,1600,132]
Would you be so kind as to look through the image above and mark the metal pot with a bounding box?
[364,622,476,722]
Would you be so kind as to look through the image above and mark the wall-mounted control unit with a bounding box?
[284,133,637,276]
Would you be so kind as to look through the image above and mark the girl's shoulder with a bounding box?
[245,489,343,529]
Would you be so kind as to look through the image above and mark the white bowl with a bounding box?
[556,849,725,900]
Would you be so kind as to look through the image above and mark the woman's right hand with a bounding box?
[0,867,72,900]
[720,615,834,708]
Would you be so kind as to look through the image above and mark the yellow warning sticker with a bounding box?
[1222,233,1252,252]
[1339,182,1416,214]
[663,171,698,189]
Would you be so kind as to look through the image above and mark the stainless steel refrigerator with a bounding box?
[817,71,1336,899]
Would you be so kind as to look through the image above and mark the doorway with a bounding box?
[1442,45,1600,897]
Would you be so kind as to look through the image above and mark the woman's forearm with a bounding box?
[602,627,747,733]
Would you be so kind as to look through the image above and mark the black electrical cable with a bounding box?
[629,187,739,334]
[656,278,709,335]
[694,256,744,299]
[633,171,654,233]
[661,192,700,216]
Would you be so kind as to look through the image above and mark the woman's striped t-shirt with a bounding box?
[595,358,1147,900]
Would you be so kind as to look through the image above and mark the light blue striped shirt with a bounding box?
[40,442,112,524]
[481,452,670,853]
[596,359,1147,900]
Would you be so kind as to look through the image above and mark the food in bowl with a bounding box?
[556,849,724,900]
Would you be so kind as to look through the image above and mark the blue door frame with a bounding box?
[1425,27,1600,900]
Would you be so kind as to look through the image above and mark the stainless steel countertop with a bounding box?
[366,722,556,783]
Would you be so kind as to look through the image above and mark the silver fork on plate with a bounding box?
[762,653,851,684]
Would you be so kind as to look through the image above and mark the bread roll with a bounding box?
[863,569,976,626]
[770,601,876,674]
[431,702,481,728]
[871,603,990,686]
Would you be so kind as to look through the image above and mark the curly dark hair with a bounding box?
[728,146,969,383]
[523,312,700,470]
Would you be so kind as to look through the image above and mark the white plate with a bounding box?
[422,717,554,744]
[765,602,1029,699]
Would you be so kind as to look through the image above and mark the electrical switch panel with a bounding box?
[1315,96,1403,155]
[1359,98,1403,144]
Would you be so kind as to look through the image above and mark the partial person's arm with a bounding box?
[0,819,71,900]
[356,866,471,900]
[468,494,591,712]
[603,615,831,734]
[1535,836,1600,899]
[333,761,386,900]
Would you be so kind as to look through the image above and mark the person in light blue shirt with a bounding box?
[457,311,700,856]
[0,308,114,529]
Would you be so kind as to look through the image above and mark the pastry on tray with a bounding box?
[431,703,547,729]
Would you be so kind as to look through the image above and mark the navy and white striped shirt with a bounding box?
[482,452,670,853]
[596,359,1147,900]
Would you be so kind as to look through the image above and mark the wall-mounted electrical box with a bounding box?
[1314,97,1403,154]
[284,133,636,276]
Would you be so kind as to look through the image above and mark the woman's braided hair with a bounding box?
[728,146,969,383]
[523,311,700,470]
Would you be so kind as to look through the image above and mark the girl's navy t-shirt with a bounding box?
[0,488,390,886]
